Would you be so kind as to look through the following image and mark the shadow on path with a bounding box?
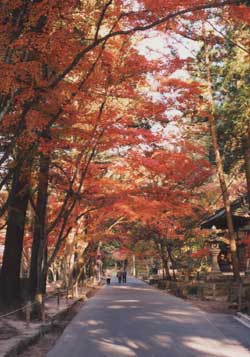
[47,278,250,357]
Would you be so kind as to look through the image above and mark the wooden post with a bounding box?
[26,301,31,328]
[228,285,232,303]
[199,285,204,300]
[238,282,242,311]
[132,255,136,277]
[57,289,60,309]
[66,287,69,304]
[41,298,45,323]
[212,283,216,299]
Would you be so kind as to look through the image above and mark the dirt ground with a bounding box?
[189,297,236,314]
[18,286,101,356]
[18,300,85,357]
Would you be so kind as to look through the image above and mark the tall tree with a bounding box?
[0,0,249,307]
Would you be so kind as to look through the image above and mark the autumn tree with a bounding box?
[0,0,249,307]
[28,28,174,305]
[182,14,250,279]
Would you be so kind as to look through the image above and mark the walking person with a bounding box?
[117,270,122,284]
[122,271,127,283]
[105,269,112,285]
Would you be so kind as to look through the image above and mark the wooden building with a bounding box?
[201,195,250,273]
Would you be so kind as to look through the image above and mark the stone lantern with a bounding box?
[209,241,221,272]
[205,227,221,273]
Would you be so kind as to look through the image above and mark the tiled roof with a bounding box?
[201,194,250,230]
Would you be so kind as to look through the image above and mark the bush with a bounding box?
[149,279,159,285]
[187,286,199,295]
[157,280,169,289]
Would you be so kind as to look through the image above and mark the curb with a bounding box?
[234,312,250,330]
[5,326,46,357]
[3,283,104,356]
[4,298,83,357]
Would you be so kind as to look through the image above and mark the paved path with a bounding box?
[47,278,250,357]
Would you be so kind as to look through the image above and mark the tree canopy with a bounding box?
[0,0,250,307]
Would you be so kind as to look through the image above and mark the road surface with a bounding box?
[47,277,250,357]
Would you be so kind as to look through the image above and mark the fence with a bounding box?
[152,278,250,313]
[0,278,97,327]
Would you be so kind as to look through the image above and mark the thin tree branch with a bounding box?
[205,19,250,54]
[94,0,113,41]
[49,0,243,89]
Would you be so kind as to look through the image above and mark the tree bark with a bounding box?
[0,158,31,307]
[205,43,240,280]
[159,240,171,280]
[242,128,250,210]
[167,244,176,281]
[29,153,50,302]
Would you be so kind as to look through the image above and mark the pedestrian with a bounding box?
[106,274,111,285]
[106,277,111,285]
[122,271,127,283]
[105,269,111,285]
[117,270,122,284]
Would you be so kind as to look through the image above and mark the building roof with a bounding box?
[201,195,250,230]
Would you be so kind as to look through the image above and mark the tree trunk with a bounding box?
[167,245,176,281]
[42,245,48,293]
[0,159,31,307]
[205,44,240,280]
[159,241,171,280]
[242,129,250,210]
[29,153,50,302]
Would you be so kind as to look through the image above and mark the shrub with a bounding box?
[187,286,199,295]
[157,280,168,289]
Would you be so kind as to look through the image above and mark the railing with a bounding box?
[0,279,97,328]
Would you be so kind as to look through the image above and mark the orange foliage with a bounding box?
[0,0,249,268]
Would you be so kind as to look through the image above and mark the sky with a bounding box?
[135,31,201,143]
[137,30,201,60]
